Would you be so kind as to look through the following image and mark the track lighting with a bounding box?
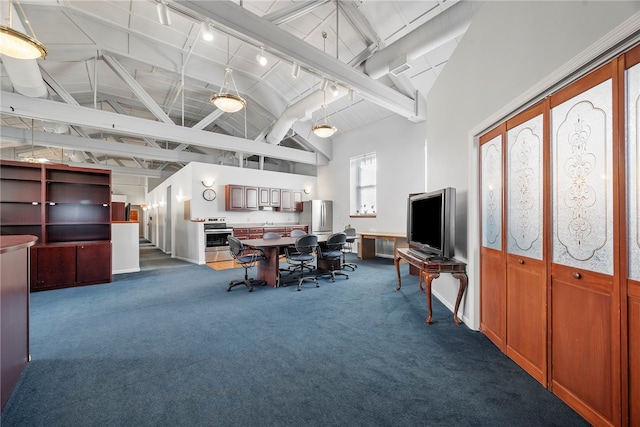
[156,2,171,26]
[330,84,339,97]
[256,47,267,66]
[200,22,213,41]
[291,62,300,78]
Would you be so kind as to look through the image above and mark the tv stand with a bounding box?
[395,248,467,325]
[426,255,449,262]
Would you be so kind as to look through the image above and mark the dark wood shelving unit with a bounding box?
[0,160,112,291]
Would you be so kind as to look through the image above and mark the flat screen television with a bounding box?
[407,187,456,259]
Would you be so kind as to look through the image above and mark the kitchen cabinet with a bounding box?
[258,187,281,207]
[225,185,258,211]
[280,189,303,212]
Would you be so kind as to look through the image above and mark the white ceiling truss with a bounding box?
[0,0,479,177]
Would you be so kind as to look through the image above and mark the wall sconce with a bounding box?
[202,178,215,187]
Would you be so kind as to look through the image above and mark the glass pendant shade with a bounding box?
[312,123,337,138]
[210,67,246,113]
[0,25,47,59]
[313,104,336,138]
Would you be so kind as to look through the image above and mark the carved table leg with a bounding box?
[395,254,402,291]
[424,271,440,325]
[452,272,468,325]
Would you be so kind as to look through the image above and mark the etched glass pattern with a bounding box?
[627,64,640,280]
[551,79,613,274]
[507,114,543,259]
[481,135,502,250]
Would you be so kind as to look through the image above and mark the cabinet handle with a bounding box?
[573,272,582,279]
[518,259,524,264]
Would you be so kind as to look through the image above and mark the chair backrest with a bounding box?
[290,229,307,238]
[295,234,318,255]
[344,227,356,237]
[263,232,281,239]
[228,235,244,258]
[326,232,347,251]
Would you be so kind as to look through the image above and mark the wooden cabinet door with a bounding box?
[258,187,270,206]
[77,242,112,284]
[479,125,506,351]
[280,189,292,211]
[293,190,302,212]
[225,185,244,210]
[245,187,258,210]
[270,188,281,207]
[34,246,76,289]
[505,107,547,385]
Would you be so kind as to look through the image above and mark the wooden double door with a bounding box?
[480,46,640,426]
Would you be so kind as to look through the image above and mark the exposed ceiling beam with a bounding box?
[1,126,219,165]
[262,0,330,25]
[1,92,325,165]
[102,55,175,125]
[174,0,420,120]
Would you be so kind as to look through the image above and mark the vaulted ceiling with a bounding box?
[0,0,479,178]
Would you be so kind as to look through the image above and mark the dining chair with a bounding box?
[227,235,266,292]
[316,232,349,282]
[283,234,319,291]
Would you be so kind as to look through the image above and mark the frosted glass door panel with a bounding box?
[481,135,502,250]
[627,63,640,281]
[551,79,613,275]
[507,114,544,259]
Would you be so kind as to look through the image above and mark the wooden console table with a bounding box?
[357,231,407,259]
[394,248,468,325]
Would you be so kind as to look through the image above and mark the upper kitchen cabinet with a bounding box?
[280,189,303,212]
[225,185,258,211]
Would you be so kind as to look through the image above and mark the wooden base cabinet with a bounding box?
[31,242,112,291]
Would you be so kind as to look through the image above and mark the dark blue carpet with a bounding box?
[1,255,588,426]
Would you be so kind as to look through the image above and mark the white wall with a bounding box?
[317,115,426,234]
[146,162,318,264]
[427,1,640,329]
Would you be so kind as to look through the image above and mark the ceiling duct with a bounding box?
[362,1,477,80]
[266,84,348,144]
[1,3,68,134]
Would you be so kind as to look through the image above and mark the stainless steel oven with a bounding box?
[204,218,233,262]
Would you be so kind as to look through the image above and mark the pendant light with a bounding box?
[210,36,246,113]
[0,0,47,59]
[312,32,337,138]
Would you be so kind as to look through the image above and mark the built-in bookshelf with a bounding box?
[0,160,112,291]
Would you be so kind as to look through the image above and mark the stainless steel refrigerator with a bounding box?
[300,200,333,238]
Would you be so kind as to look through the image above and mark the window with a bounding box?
[350,152,376,216]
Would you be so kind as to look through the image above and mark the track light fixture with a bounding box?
[156,2,171,26]
[291,62,300,78]
[330,84,339,97]
[200,21,213,41]
[256,47,267,66]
